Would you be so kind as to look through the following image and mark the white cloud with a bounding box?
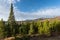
[2,0,20,4]
[0,0,60,21]
[8,0,16,4]
[14,7,60,21]
[32,8,60,16]
[17,0,20,2]
[0,0,20,21]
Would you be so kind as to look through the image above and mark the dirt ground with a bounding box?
[3,35,60,40]
[30,35,60,40]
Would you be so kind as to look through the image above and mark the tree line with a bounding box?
[0,18,60,38]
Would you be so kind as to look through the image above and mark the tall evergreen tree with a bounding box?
[8,3,18,37]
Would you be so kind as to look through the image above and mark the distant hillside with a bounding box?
[16,16,60,24]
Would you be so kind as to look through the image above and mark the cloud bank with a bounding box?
[0,0,60,21]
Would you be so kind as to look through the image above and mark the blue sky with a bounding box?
[0,0,60,21]
[15,0,60,12]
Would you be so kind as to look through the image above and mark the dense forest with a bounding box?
[0,3,60,40]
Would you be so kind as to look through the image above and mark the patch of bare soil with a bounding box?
[3,34,60,40]
[30,35,60,40]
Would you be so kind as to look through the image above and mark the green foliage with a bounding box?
[5,23,12,37]
[55,20,60,32]
[43,20,50,36]
[18,19,60,36]
[29,21,38,35]
[36,20,43,35]
[19,23,30,34]
[0,19,5,38]
[33,22,38,34]
[29,23,34,35]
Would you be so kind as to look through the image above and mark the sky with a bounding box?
[0,0,60,21]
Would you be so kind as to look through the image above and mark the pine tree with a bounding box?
[8,3,17,37]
